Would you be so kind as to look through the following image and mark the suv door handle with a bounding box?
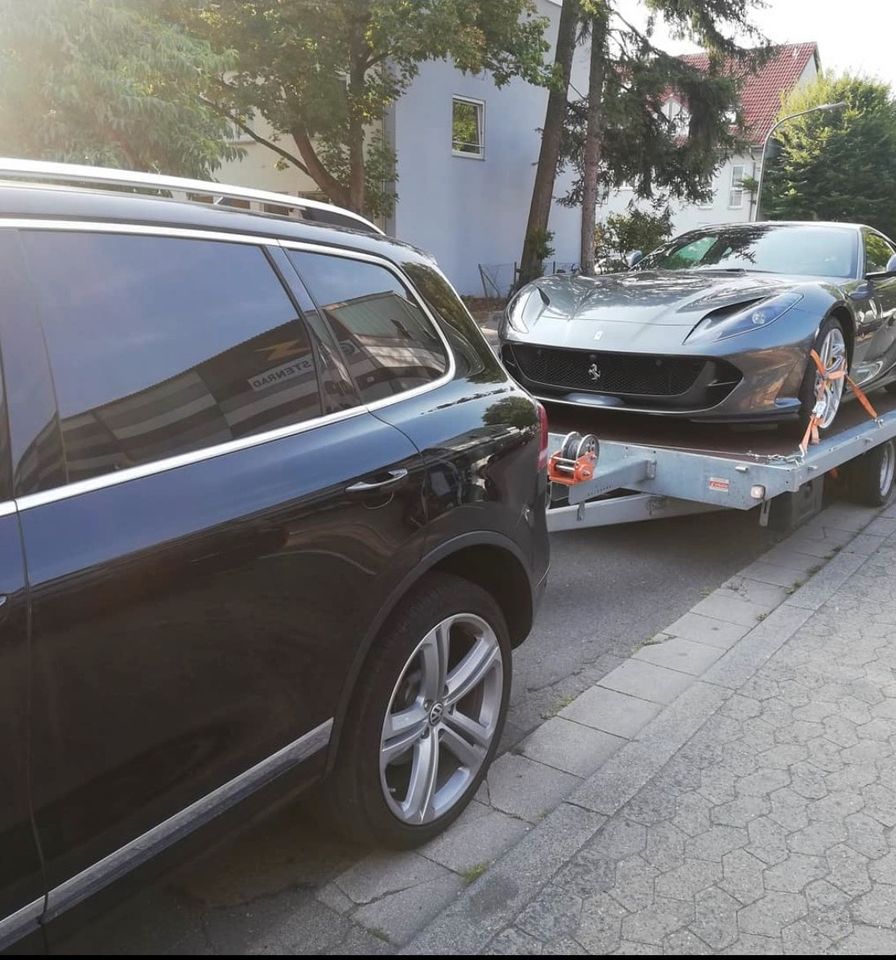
[345,468,408,495]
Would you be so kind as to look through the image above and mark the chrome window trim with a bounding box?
[14,406,368,512]
[0,501,16,518]
[2,220,458,510]
[0,719,332,948]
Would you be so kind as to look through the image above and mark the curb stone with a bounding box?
[395,500,885,954]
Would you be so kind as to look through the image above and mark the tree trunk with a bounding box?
[579,14,608,275]
[291,124,352,209]
[517,0,581,289]
[347,24,367,214]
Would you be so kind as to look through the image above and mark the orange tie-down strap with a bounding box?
[800,348,879,454]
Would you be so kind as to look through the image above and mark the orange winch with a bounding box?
[548,431,599,485]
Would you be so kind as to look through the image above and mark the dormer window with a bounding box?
[663,99,690,135]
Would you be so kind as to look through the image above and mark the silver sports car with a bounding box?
[499,222,896,434]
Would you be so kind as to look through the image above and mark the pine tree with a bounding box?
[520,0,768,282]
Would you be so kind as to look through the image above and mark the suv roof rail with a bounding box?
[0,156,383,235]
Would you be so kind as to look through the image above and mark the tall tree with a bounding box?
[518,0,581,287]
[163,0,551,217]
[520,0,768,283]
[578,5,610,275]
[763,73,896,239]
[0,0,239,177]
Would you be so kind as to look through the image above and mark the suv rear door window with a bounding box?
[286,250,448,403]
[20,230,322,484]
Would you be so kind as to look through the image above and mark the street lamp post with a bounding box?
[753,101,847,222]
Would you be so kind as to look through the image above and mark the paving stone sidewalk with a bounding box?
[401,500,896,955]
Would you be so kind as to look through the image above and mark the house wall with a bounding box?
[597,152,760,240]
[392,0,584,295]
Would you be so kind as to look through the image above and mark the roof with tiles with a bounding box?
[679,42,819,144]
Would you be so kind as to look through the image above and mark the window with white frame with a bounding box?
[662,98,690,136]
[452,97,485,158]
[696,174,715,209]
[729,164,746,209]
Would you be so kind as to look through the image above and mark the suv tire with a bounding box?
[324,572,511,848]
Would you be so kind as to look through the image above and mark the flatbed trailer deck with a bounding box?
[545,391,896,531]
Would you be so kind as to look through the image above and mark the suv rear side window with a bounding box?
[20,231,322,484]
[287,250,448,403]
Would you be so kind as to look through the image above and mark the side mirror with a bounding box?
[626,250,644,269]
[865,253,896,281]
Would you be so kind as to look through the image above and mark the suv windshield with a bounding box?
[637,224,858,279]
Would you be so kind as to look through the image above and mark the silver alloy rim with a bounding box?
[380,613,503,825]
[814,327,847,429]
[881,441,895,497]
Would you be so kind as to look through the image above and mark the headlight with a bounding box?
[504,286,548,335]
[687,292,803,343]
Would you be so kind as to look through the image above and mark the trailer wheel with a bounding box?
[845,439,896,506]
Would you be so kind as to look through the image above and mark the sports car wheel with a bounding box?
[792,316,847,438]
[321,573,511,848]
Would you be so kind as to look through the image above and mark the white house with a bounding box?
[599,42,821,234]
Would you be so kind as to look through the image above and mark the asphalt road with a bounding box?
[503,506,776,749]
[51,505,779,954]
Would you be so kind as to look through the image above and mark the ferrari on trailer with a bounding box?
[500,222,896,437]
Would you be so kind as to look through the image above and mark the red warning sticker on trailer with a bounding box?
[708,477,730,493]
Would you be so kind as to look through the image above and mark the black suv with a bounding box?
[0,161,549,949]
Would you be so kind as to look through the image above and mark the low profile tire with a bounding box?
[786,315,848,440]
[886,381,896,395]
[843,438,896,507]
[323,572,511,848]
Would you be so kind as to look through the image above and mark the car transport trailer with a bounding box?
[544,391,896,533]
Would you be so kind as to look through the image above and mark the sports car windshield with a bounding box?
[637,224,858,279]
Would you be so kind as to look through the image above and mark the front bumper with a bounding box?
[499,315,818,423]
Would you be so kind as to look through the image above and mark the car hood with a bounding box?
[511,270,807,350]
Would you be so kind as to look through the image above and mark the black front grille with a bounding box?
[511,344,706,398]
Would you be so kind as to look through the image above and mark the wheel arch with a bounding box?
[827,302,856,365]
[326,532,535,772]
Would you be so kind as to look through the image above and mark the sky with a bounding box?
[616,0,896,88]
